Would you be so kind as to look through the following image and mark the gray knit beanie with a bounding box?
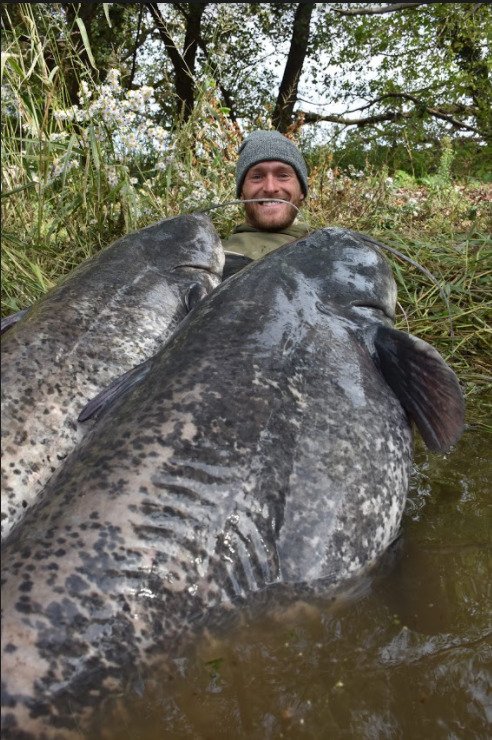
[235,130,309,197]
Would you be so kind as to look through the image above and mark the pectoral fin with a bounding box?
[78,359,152,423]
[185,283,209,312]
[373,325,465,453]
[1,307,30,335]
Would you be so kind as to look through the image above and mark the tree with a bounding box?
[3,3,490,151]
[272,2,315,131]
[145,2,208,121]
[297,3,491,143]
[59,3,141,102]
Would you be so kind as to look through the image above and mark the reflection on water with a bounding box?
[100,430,491,739]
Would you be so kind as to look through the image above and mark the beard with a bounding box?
[242,198,302,231]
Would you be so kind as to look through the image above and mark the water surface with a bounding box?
[101,429,491,739]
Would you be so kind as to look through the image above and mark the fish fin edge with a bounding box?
[373,324,465,453]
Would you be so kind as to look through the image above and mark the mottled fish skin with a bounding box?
[1,214,224,542]
[1,228,417,735]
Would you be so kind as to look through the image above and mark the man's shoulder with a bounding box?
[222,222,310,260]
[226,222,309,238]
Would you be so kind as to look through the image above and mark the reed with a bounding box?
[2,5,491,428]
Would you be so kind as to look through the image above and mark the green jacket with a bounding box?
[221,222,310,260]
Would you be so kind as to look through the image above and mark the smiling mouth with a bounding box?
[242,197,299,212]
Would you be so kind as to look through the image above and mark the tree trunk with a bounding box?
[147,2,207,122]
[272,2,315,132]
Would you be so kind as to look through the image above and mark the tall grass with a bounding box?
[1,4,491,428]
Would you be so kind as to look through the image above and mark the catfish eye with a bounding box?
[315,301,331,315]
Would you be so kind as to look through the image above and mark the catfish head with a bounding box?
[287,228,465,454]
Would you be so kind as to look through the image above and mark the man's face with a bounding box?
[241,161,305,231]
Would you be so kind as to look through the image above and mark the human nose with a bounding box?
[261,174,280,194]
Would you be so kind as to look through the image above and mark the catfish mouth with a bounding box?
[172,262,223,278]
[317,299,393,321]
[350,299,395,322]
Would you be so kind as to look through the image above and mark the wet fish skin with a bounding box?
[0,227,464,736]
[0,213,224,541]
[0,251,249,335]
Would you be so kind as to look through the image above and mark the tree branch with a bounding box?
[425,107,482,134]
[329,3,427,16]
[146,4,187,77]
[349,91,469,116]
[191,39,238,122]
[299,96,482,134]
[299,87,434,113]
[300,109,411,127]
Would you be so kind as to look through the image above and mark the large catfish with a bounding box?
[0,228,464,737]
[1,214,224,540]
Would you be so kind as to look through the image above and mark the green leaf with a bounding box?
[88,124,101,169]
[45,195,84,242]
[102,4,112,28]
[2,54,23,81]
[75,17,97,70]
[1,182,37,199]
[60,133,79,190]
[1,52,18,80]
[29,262,52,292]
[47,65,59,85]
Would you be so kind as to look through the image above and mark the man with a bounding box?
[222,130,311,261]
[1,132,309,332]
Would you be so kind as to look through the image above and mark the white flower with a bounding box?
[150,125,168,142]
[53,107,78,122]
[78,80,92,105]
[107,167,119,187]
[140,85,154,101]
[106,69,121,89]
[49,131,69,142]
[50,156,79,180]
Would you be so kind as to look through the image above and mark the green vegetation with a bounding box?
[1,4,491,429]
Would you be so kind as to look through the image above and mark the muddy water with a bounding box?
[105,429,491,739]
